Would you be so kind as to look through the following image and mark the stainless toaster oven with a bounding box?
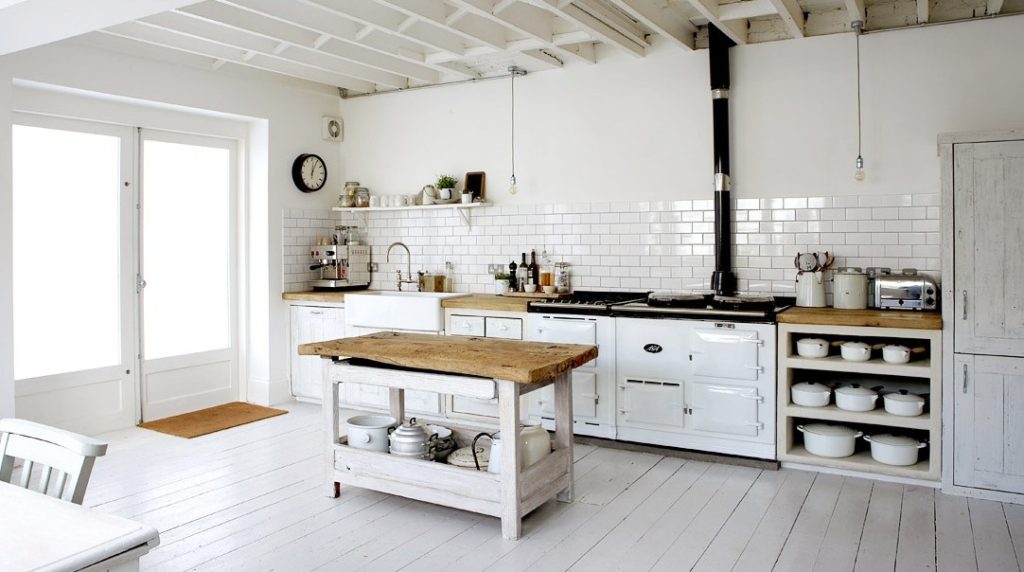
[870,268,938,310]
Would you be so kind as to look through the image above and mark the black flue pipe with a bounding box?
[709,25,737,297]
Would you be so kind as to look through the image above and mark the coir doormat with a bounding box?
[138,401,287,438]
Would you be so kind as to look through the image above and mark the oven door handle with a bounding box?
[740,338,765,346]
[739,393,765,403]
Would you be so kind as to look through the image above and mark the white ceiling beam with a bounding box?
[300,0,467,57]
[844,0,866,23]
[451,0,589,64]
[767,0,805,37]
[687,0,748,44]
[917,0,929,22]
[987,0,1004,14]
[573,0,649,46]
[0,0,203,55]
[525,0,646,57]
[719,0,775,20]
[99,22,376,93]
[604,0,695,51]
[225,0,477,79]
[171,4,410,88]
[370,0,507,50]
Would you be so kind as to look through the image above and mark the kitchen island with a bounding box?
[299,332,597,539]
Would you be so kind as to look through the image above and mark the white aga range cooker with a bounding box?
[526,291,788,460]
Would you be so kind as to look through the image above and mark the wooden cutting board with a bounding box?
[298,332,597,384]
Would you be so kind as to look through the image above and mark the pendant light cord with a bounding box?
[510,67,516,180]
[855,21,863,158]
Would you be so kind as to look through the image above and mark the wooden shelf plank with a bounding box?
[778,307,941,330]
[782,355,933,378]
[783,404,932,430]
[781,446,934,480]
[332,202,487,213]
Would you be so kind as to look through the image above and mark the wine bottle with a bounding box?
[529,249,539,287]
[508,259,518,292]
[517,253,528,291]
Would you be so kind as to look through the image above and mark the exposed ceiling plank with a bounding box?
[718,0,775,20]
[844,0,866,23]
[146,9,439,84]
[451,0,585,65]
[573,0,649,46]
[917,0,929,22]
[301,0,467,57]
[687,0,748,44]
[225,0,476,79]
[604,0,696,51]
[370,0,507,51]
[170,3,410,88]
[767,0,805,38]
[987,0,1003,14]
[99,23,376,93]
[525,0,646,57]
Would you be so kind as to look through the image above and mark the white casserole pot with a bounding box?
[840,341,871,362]
[882,344,911,364]
[835,383,879,412]
[864,433,927,466]
[346,415,397,453]
[791,382,831,407]
[796,338,829,358]
[797,423,862,458]
[883,390,926,417]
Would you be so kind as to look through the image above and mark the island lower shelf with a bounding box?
[331,435,571,519]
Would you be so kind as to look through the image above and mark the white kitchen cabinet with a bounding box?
[445,309,528,420]
[290,305,346,401]
[953,354,1024,494]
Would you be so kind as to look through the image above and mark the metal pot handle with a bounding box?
[796,425,807,433]
[471,432,494,471]
[863,435,872,442]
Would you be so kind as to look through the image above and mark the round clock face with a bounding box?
[292,153,327,192]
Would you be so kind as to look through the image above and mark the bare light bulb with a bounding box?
[508,174,518,195]
[854,155,865,181]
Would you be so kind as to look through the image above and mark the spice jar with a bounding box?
[355,187,370,208]
[554,262,571,293]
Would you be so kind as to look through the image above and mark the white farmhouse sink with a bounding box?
[344,291,470,333]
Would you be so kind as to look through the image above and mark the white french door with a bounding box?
[12,115,239,431]
[138,130,238,421]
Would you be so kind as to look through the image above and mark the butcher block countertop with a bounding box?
[299,332,597,384]
[281,290,356,303]
[778,307,942,330]
[441,294,530,312]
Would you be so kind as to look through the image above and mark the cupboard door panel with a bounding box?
[955,354,1024,494]
[954,140,1024,357]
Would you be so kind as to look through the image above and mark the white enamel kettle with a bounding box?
[796,271,826,308]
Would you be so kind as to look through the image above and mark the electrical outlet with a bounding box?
[487,264,501,274]
[368,262,378,272]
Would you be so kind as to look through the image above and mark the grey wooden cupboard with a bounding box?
[941,131,1024,501]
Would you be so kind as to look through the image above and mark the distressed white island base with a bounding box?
[301,332,598,540]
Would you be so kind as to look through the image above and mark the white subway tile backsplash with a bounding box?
[282,192,942,295]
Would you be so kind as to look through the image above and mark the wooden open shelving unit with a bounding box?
[777,308,942,481]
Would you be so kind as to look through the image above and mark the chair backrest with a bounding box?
[0,418,108,504]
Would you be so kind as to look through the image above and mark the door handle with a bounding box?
[745,422,765,430]
[963,363,968,394]
[740,338,765,346]
[962,290,968,320]
[136,274,147,293]
[740,394,765,403]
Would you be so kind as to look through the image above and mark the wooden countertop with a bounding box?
[281,290,359,303]
[441,294,530,312]
[299,332,597,384]
[778,307,942,330]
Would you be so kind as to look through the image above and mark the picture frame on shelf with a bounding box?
[465,171,485,202]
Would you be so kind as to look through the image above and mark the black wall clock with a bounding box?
[292,153,327,192]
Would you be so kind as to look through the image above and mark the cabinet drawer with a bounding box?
[486,317,522,340]
[451,395,499,418]
[449,315,485,337]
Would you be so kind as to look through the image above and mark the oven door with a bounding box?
[687,382,764,437]
[619,378,685,430]
[690,327,763,381]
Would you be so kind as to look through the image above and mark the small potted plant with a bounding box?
[493,271,510,295]
[436,174,458,202]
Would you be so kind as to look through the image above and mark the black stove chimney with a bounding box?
[709,25,737,296]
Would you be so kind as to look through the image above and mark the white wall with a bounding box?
[0,40,341,423]
[339,16,1024,203]
[0,62,12,419]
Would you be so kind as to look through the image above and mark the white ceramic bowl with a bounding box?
[864,433,926,466]
[542,285,556,294]
[791,382,831,407]
[524,284,538,293]
[840,341,871,362]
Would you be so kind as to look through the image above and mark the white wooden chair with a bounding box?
[0,418,108,505]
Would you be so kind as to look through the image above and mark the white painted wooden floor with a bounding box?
[84,402,1023,572]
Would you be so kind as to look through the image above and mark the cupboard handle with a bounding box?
[962,290,968,320]
[963,363,968,394]
[309,310,323,315]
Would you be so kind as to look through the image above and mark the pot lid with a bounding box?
[797,338,827,345]
[800,423,859,437]
[391,417,432,442]
[883,344,910,351]
[836,267,865,275]
[884,390,925,404]
[447,445,488,469]
[793,381,830,393]
[836,383,877,397]
[868,433,924,447]
[842,341,870,350]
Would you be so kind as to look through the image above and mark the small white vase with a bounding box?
[494,280,509,295]
[461,192,473,204]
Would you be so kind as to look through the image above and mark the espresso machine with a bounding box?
[310,226,371,290]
